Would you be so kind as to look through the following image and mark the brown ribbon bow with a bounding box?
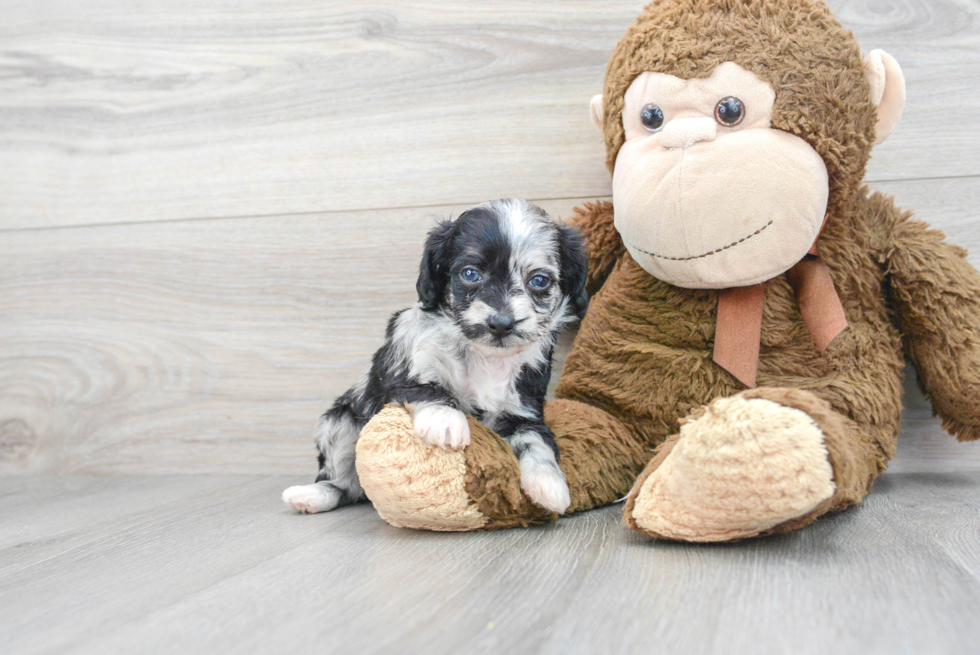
[712,240,847,388]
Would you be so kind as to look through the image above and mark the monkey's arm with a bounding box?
[882,200,980,441]
[567,200,625,295]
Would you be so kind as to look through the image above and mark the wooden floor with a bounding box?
[2,0,980,653]
[3,382,980,654]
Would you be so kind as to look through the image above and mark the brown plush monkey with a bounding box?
[353,0,980,541]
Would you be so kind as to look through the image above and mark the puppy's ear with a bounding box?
[557,223,589,319]
[416,220,456,311]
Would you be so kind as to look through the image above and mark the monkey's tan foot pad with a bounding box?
[623,392,836,542]
[356,404,554,532]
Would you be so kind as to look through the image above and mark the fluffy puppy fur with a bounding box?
[282,199,588,515]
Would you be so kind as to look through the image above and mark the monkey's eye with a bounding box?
[460,267,482,284]
[714,96,744,126]
[528,274,551,290]
[640,104,665,132]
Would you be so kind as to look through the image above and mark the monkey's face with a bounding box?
[609,62,829,289]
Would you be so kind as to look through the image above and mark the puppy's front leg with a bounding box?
[395,383,470,450]
[501,421,570,514]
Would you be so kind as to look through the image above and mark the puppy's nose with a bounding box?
[487,313,516,337]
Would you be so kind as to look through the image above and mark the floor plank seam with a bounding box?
[2,170,978,234]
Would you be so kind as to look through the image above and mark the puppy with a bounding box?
[282,198,588,515]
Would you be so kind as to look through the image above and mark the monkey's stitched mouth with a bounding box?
[628,220,773,262]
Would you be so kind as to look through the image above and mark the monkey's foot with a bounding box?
[624,389,837,542]
[355,405,554,531]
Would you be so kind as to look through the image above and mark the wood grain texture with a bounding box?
[1,0,978,229]
[0,198,589,475]
[1,453,979,655]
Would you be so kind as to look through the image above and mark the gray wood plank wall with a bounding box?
[2,0,979,475]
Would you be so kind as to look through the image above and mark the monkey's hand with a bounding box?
[567,200,625,295]
[883,199,980,441]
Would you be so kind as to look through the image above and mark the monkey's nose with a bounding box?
[659,117,717,149]
[487,313,516,337]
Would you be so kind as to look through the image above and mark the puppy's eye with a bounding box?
[528,274,551,290]
[460,267,482,284]
[714,96,744,126]
[640,104,665,132]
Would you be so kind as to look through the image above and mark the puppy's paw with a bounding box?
[281,483,341,514]
[520,461,571,514]
[411,404,471,450]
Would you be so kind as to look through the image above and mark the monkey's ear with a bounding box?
[589,94,604,133]
[863,49,906,145]
[557,223,589,319]
[416,220,455,311]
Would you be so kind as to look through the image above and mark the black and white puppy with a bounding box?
[282,198,588,515]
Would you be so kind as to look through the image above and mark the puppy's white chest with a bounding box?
[458,356,524,420]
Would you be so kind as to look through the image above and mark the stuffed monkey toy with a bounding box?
[353,0,980,541]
